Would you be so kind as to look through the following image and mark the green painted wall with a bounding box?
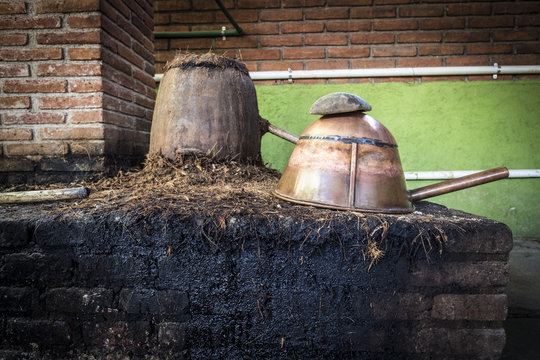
[257,80,540,238]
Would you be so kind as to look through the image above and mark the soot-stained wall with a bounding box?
[0,201,511,359]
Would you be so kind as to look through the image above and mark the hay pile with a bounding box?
[1,155,458,265]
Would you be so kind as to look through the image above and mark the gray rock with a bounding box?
[310,92,372,115]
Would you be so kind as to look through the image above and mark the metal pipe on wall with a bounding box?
[405,169,540,180]
[154,65,540,82]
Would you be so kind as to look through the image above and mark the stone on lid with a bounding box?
[310,92,372,115]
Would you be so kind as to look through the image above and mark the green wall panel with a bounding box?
[257,80,540,238]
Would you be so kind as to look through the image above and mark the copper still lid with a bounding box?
[274,93,413,213]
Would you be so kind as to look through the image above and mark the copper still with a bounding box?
[273,92,509,213]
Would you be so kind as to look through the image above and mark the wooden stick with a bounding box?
[0,187,89,204]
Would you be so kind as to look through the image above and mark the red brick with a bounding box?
[351,32,394,44]
[282,22,324,33]
[259,61,304,71]
[467,44,513,55]
[169,38,213,50]
[494,2,540,15]
[351,6,395,19]
[0,48,62,61]
[103,109,135,127]
[0,1,26,14]
[399,5,444,17]
[69,79,103,93]
[373,45,417,57]
[374,19,418,31]
[102,79,132,101]
[239,49,281,60]
[432,294,507,321]
[305,60,349,70]
[215,36,258,49]
[4,143,69,156]
[70,110,103,124]
[0,128,32,141]
[397,32,441,43]
[260,35,303,47]
[192,0,233,10]
[516,43,540,54]
[260,9,302,21]
[68,47,101,60]
[328,47,370,58]
[419,44,464,56]
[0,15,60,29]
[102,16,131,46]
[238,0,280,8]
[0,96,30,109]
[446,56,490,66]
[38,94,102,109]
[240,22,279,35]
[35,0,100,13]
[0,64,29,77]
[375,0,414,4]
[69,141,105,155]
[215,9,258,23]
[0,158,34,171]
[134,93,155,110]
[283,48,325,59]
[469,16,514,29]
[39,126,104,140]
[517,15,540,27]
[421,75,466,83]
[36,63,101,77]
[352,58,396,68]
[154,39,169,50]
[446,3,491,16]
[305,34,347,46]
[445,31,490,43]
[398,58,443,67]
[154,13,170,25]
[118,44,145,69]
[103,95,145,117]
[0,34,27,46]
[305,7,349,20]
[421,18,465,30]
[2,112,65,125]
[493,30,538,42]
[133,68,157,89]
[37,31,100,45]
[154,0,190,11]
[326,20,371,32]
[283,0,325,7]
[170,11,214,24]
[3,80,66,93]
[68,14,101,28]
[328,0,371,5]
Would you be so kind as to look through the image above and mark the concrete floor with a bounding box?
[502,237,540,359]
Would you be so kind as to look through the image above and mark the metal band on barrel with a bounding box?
[299,135,398,148]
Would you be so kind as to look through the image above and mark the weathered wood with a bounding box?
[0,187,89,204]
[149,53,261,163]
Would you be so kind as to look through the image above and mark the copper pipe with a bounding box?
[408,166,509,202]
[259,117,299,144]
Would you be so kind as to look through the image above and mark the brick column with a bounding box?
[0,0,155,184]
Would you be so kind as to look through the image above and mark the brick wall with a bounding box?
[154,0,540,83]
[0,0,155,184]
[0,201,512,358]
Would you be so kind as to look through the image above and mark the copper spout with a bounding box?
[408,166,510,202]
[259,117,299,144]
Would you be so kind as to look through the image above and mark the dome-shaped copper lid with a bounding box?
[274,93,412,213]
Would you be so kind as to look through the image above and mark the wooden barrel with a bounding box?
[149,53,261,163]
